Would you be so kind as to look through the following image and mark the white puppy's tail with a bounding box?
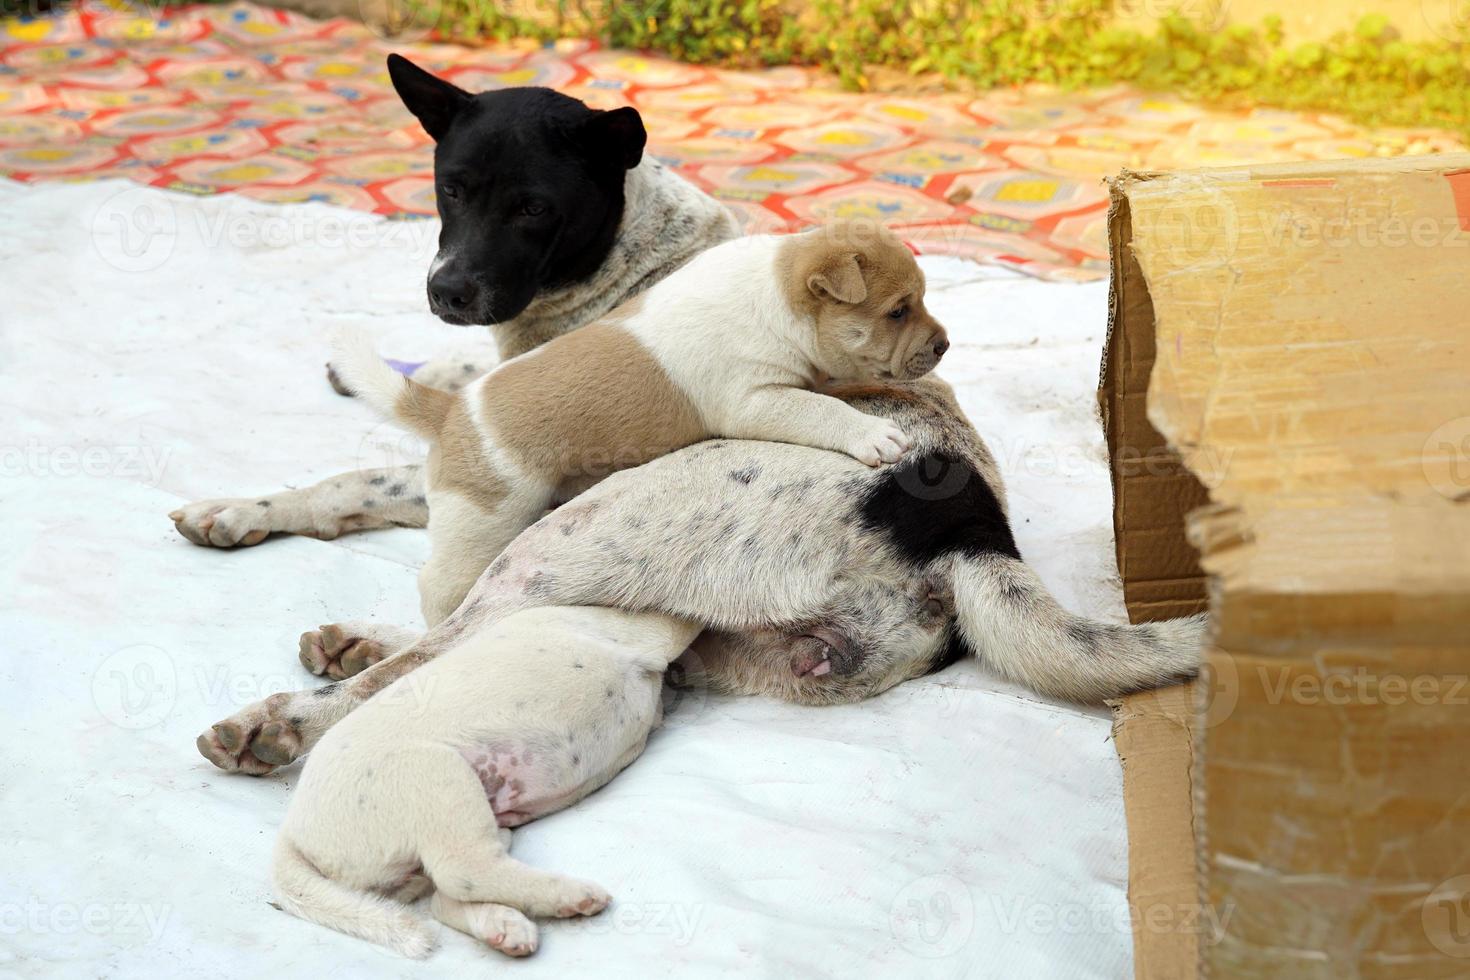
[951,553,1205,703]
[272,836,436,959]
[331,330,454,438]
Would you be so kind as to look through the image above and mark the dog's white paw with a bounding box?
[299,624,387,679]
[170,498,274,548]
[846,418,912,467]
[551,881,612,919]
[475,905,539,957]
[197,693,310,774]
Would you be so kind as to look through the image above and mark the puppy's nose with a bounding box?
[933,337,950,358]
[429,272,476,312]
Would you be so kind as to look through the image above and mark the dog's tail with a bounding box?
[331,331,453,438]
[951,552,1205,703]
[272,836,436,959]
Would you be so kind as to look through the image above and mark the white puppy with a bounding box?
[336,220,952,624]
[272,605,699,959]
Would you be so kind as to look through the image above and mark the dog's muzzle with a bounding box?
[901,332,950,379]
[427,266,484,324]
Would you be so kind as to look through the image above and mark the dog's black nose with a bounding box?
[933,338,950,357]
[429,273,476,312]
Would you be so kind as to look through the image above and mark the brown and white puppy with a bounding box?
[336,221,950,624]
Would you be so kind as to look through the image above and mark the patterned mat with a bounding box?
[2,2,1463,281]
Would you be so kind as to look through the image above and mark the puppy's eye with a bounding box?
[888,305,908,320]
[519,202,547,217]
[439,184,460,201]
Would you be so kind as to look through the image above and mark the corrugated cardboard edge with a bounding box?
[1100,171,1212,623]
[1103,169,1208,980]
[1110,682,1201,980]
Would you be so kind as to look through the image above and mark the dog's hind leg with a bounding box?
[200,583,506,773]
[429,894,538,957]
[419,484,552,627]
[299,621,421,679]
[171,465,429,548]
[417,761,611,921]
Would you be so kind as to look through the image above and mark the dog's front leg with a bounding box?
[720,387,911,467]
[170,466,428,547]
[328,347,498,396]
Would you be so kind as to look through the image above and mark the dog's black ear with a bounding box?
[387,53,470,141]
[579,106,646,171]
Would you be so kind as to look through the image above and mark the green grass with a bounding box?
[430,0,1470,139]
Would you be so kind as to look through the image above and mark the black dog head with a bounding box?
[387,53,647,326]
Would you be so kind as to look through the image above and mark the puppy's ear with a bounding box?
[580,106,647,171]
[387,53,470,141]
[807,251,866,304]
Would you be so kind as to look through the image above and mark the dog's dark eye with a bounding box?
[888,305,908,320]
[519,202,547,217]
[439,184,460,201]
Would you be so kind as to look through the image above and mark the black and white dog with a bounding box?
[170,54,738,548]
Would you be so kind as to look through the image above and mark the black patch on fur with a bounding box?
[1064,620,1102,654]
[387,483,406,497]
[313,682,340,698]
[858,451,1019,563]
[728,466,759,485]
[925,626,972,676]
[256,500,270,508]
[368,476,388,486]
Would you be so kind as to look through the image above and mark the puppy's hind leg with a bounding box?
[417,762,610,921]
[420,484,552,627]
[430,894,538,957]
[299,621,422,679]
[272,838,435,958]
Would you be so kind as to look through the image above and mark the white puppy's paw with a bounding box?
[845,418,912,467]
[552,881,612,919]
[462,903,539,957]
[169,498,274,548]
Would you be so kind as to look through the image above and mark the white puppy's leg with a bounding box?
[722,387,911,466]
[171,466,429,547]
[416,768,610,921]
[420,485,551,627]
[299,621,422,679]
[429,894,538,958]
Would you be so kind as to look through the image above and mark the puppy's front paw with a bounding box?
[846,418,911,467]
[170,498,273,548]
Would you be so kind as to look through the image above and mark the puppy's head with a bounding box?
[779,221,949,381]
[388,54,647,327]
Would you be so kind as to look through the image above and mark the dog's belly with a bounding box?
[457,743,566,827]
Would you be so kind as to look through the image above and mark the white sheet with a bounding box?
[0,179,1133,978]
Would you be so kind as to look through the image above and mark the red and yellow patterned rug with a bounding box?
[2,1,1463,281]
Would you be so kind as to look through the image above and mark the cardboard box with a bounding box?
[1101,154,1470,978]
